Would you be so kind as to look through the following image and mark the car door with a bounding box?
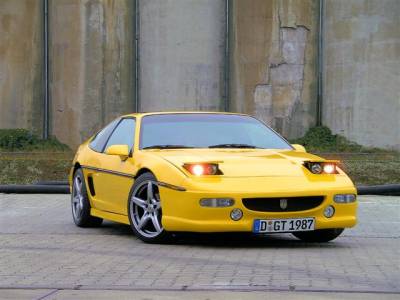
[83,118,120,211]
[91,118,137,215]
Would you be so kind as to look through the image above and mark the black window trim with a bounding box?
[88,117,121,153]
[101,116,137,156]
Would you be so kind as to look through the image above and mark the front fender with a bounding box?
[133,152,188,189]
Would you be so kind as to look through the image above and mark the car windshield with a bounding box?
[140,114,292,150]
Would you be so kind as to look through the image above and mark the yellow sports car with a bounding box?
[69,112,357,243]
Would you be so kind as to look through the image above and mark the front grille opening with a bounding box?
[242,196,324,212]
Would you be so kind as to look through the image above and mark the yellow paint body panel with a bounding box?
[69,112,358,233]
[159,177,357,232]
[91,208,130,225]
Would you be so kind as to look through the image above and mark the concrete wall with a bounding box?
[0,0,399,150]
[139,0,226,112]
[49,0,135,148]
[230,0,319,139]
[323,0,400,150]
[0,0,43,135]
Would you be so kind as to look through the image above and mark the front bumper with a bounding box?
[159,176,357,232]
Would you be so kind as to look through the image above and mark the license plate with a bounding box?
[253,217,315,233]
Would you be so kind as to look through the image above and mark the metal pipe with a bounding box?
[357,184,400,196]
[2,182,398,195]
[0,184,70,194]
[316,0,324,126]
[134,0,140,112]
[224,0,230,112]
[43,0,49,138]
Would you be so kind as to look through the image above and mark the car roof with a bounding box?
[120,111,250,118]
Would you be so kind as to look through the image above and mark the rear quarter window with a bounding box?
[89,118,120,152]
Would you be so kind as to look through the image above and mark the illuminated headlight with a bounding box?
[305,162,338,174]
[200,198,234,207]
[192,164,206,176]
[183,163,221,176]
[334,194,356,203]
[324,205,335,218]
[323,164,336,174]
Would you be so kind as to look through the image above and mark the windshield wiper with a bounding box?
[142,144,194,150]
[208,143,260,149]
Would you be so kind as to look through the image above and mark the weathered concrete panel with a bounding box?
[1,0,397,152]
[323,0,400,150]
[49,0,135,149]
[139,0,226,112]
[230,0,318,139]
[0,0,43,135]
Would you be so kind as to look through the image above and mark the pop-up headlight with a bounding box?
[183,163,222,176]
[305,161,338,174]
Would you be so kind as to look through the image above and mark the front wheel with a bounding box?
[127,172,169,243]
[292,228,344,242]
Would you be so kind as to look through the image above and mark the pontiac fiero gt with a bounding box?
[69,112,357,243]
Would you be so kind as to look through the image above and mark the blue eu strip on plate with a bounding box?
[253,219,260,233]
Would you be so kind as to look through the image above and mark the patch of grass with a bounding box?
[0,153,73,185]
[289,126,400,185]
[0,129,72,184]
[1,152,398,186]
[290,126,389,153]
[343,160,400,186]
[319,153,400,186]
[0,129,70,152]
[0,126,399,186]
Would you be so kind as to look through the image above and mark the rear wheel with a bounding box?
[128,172,169,243]
[71,168,103,227]
[292,228,344,242]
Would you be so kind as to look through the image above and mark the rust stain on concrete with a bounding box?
[230,0,318,139]
[0,0,398,150]
[0,0,43,135]
[49,0,135,149]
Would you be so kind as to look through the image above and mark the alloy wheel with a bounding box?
[130,181,163,238]
[72,175,84,220]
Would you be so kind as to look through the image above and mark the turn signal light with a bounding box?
[183,163,221,176]
[334,194,356,203]
[200,198,234,207]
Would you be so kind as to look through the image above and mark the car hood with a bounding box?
[147,149,325,177]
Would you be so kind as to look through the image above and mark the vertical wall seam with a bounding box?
[224,0,230,112]
[316,0,324,126]
[134,0,140,112]
[43,0,49,139]
[100,4,106,126]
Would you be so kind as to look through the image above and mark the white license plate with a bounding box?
[253,217,315,233]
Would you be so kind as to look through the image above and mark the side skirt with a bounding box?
[91,208,130,225]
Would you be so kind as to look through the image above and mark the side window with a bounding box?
[104,118,136,153]
[89,118,120,153]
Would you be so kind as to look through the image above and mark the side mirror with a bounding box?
[105,144,130,160]
[292,144,306,152]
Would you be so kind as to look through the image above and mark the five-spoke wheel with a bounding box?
[72,175,84,220]
[128,172,169,243]
[71,168,103,227]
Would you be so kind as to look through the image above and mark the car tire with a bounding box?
[71,168,103,227]
[127,172,170,243]
[292,228,344,242]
